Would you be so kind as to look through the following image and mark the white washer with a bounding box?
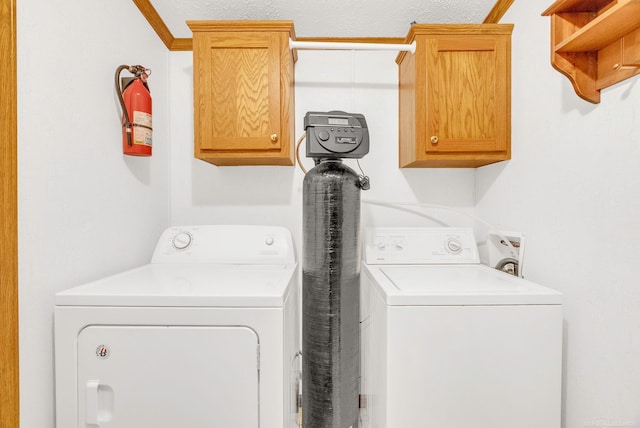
[55,225,300,428]
[360,227,563,428]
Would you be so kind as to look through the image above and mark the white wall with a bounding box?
[168,49,476,258]
[477,2,640,427]
[17,0,170,426]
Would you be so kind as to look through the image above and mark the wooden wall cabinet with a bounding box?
[542,0,640,104]
[188,21,296,166]
[397,24,513,168]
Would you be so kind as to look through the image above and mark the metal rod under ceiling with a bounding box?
[290,38,417,53]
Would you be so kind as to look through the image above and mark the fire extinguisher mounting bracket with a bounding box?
[121,77,135,91]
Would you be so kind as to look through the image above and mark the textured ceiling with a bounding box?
[151,0,496,38]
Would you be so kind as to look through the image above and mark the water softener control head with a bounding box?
[304,111,370,159]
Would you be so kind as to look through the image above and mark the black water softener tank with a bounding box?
[302,111,370,428]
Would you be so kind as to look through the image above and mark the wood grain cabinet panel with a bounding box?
[398,24,513,168]
[188,21,296,166]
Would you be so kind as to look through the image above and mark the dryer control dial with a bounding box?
[172,231,193,250]
[446,238,463,254]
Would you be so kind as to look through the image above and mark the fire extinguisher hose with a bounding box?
[115,65,134,147]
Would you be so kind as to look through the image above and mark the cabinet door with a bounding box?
[194,32,282,153]
[423,36,509,154]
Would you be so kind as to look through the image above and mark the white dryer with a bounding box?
[360,227,563,428]
[55,225,300,428]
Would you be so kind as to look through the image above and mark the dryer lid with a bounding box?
[55,263,297,307]
[367,264,562,306]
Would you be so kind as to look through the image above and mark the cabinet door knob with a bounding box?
[430,136,439,144]
[270,134,279,143]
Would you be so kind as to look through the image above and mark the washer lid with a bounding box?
[55,263,297,307]
[367,264,562,305]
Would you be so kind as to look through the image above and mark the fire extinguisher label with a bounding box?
[133,111,153,146]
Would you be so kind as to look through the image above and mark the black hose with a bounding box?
[115,65,133,147]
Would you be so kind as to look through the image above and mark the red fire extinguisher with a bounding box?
[115,65,152,156]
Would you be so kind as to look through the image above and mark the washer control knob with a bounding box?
[265,236,275,246]
[172,232,192,250]
[446,238,462,254]
[377,242,387,250]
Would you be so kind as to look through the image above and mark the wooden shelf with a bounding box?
[543,0,640,103]
[556,0,640,52]
[543,0,614,14]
